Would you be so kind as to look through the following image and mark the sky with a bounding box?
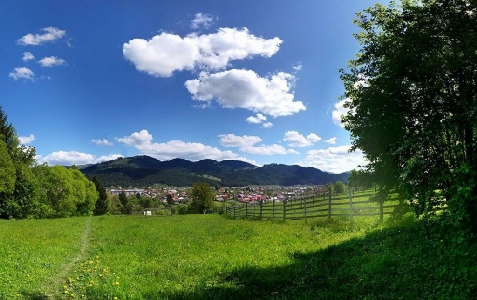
[1,0,385,174]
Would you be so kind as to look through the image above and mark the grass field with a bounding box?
[2,205,477,299]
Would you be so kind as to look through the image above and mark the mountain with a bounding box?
[79,155,349,187]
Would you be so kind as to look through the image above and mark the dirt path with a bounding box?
[42,216,92,298]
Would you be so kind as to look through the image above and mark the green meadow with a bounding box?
[2,206,477,299]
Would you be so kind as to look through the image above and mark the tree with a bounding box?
[0,106,38,219]
[119,192,131,214]
[93,175,108,215]
[190,182,214,213]
[341,1,477,228]
[166,194,174,206]
[334,181,346,195]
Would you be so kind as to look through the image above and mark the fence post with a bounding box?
[303,197,307,222]
[259,200,263,220]
[272,199,275,220]
[328,188,332,221]
[253,201,256,218]
[349,188,353,223]
[283,200,286,221]
[233,207,236,219]
[245,202,248,218]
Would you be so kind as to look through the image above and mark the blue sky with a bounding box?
[1,1,384,173]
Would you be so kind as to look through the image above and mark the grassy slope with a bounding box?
[1,213,477,299]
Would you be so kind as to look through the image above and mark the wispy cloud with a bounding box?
[92,139,113,146]
[297,145,367,173]
[219,133,298,156]
[17,27,66,46]
[191,13,215,29]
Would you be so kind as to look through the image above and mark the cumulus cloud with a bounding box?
[92,139,113,146]
[332,99,350,128]
[38,56,66,67]
[18,134,35,144]
[22,52,35,61]
[283,131,321,147]
[116,129,256,164]
[219,133,297,155]
[9,67,35,81]
[38,151,123,166]
[17,27,66,46]
[246,113,273,128]
[123,27,282,77]
[185,69,306,117]
[325,137,337,144]
[297,145,367,174]
[191,13,214,29]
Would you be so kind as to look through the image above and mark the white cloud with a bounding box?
[191,13,214,29]
[92,139,113,146]
[297,145,367,173]
[123,27,282,77]
[332,99,350,128]
[240,144,298,155]
[17,27,66,46]
[9,67,35,81]
[185,69,306,117]
[325,137,337,144]
[22,52,35,61]
[38,56,66,67]
[246,114,274,128]
[292,63,302,71]
[116,129,257,164]
[39,151,123,166]
[283,131,321,147]
[246,113,267,124]
[219,133,297,155]
[18,134,35,144]
[219,134,262,147]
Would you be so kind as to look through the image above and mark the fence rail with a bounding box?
[225,189,407,221]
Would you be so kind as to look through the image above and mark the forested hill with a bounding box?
[79,155,349,187]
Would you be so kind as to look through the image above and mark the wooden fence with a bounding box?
[225,189,405,222]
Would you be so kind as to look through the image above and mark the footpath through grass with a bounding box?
[2,213,477,299]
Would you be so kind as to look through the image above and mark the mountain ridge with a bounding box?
[79,155,349,187]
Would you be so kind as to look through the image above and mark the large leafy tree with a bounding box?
[190,182,214,213]
[0,106,39,219]
[342,0,477,228]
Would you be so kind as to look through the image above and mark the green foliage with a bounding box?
[341,0,477,229]
[190,182,214,213]
[0,140,16,217]
[118,192,131,214]
[334,180,346,194]
[92,175,108,215]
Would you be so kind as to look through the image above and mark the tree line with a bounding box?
[0,106,105,219]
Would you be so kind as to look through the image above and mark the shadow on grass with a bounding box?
[156,219,477,300]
